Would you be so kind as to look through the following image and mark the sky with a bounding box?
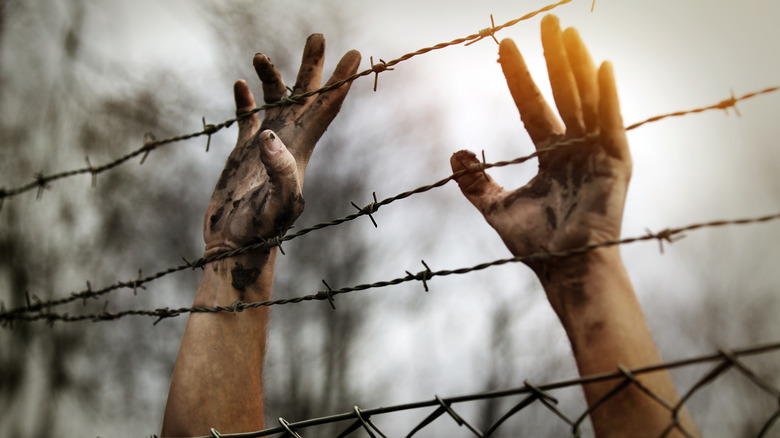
[4,0,780,436]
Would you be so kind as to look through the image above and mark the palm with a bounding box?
[479,142,628,258]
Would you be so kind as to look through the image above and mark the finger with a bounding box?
[258,130,305,232]
[290,34,325,111]
[231,130,304,238]
[258,130,299,188]
[562,27,598,135]
[253,53,286,119]
[541,14,584,137]
[498,38,564,148]
[234,80,261,144]
[295,49,361,167]
[598,62,630,160]
[450,150,504,213]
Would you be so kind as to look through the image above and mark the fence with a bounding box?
[196,340,780,438]
[1,0,779,437]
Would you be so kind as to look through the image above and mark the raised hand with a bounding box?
[451,16,700,437]
[451,15,631,276]
[204,34,361,257]
[162,37,362,437]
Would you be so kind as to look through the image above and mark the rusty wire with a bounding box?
[167,340,780,438]
[625,87,779,130]
[0,0,578,205]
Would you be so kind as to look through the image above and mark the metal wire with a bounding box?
[186,341,780,438]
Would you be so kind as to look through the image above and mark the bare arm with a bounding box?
[161,35,361,437]
[451,15,698,437]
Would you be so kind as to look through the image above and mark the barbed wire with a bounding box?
[0,0,579,206]
[0,85,775,325]
[3,210,779,326]
[171,340,779,438]
[0,87,780,324]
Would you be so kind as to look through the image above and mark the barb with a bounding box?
[176,341,780,438]
[351,192,380,228]
[0,0,578,204]
[465,14,500,47]
[4,211,780,325]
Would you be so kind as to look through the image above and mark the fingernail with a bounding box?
[261,130,282,154]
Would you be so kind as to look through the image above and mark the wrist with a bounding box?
[194,248,278,307]
[532,246,630,330]
[533,245,623,289]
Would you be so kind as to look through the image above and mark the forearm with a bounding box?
[538,247,698,438]
[161,249,277,437]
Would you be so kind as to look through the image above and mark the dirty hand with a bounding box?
[203,34,361,257]
[451,15,631,274]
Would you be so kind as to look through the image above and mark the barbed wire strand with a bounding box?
[178,340,780,438]
[0,0,578,204]
[3,210,779,326]
[625,87,779,131]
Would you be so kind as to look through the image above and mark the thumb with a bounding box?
[226,130,304,242]
[260,130,299,185]
[257,129,304,230]
[450,150,504,212]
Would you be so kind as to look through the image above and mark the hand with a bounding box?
[451,15,631,276]
[204,34,361,257]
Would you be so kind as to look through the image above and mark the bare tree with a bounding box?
[0,1,202,435]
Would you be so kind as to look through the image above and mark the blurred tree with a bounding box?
[1,1,385,436]
[0,0,201,435]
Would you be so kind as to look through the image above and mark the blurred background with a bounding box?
[1,0,779,436]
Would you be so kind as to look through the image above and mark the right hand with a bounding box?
[203,34,361,258]
[451,15,631,276]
